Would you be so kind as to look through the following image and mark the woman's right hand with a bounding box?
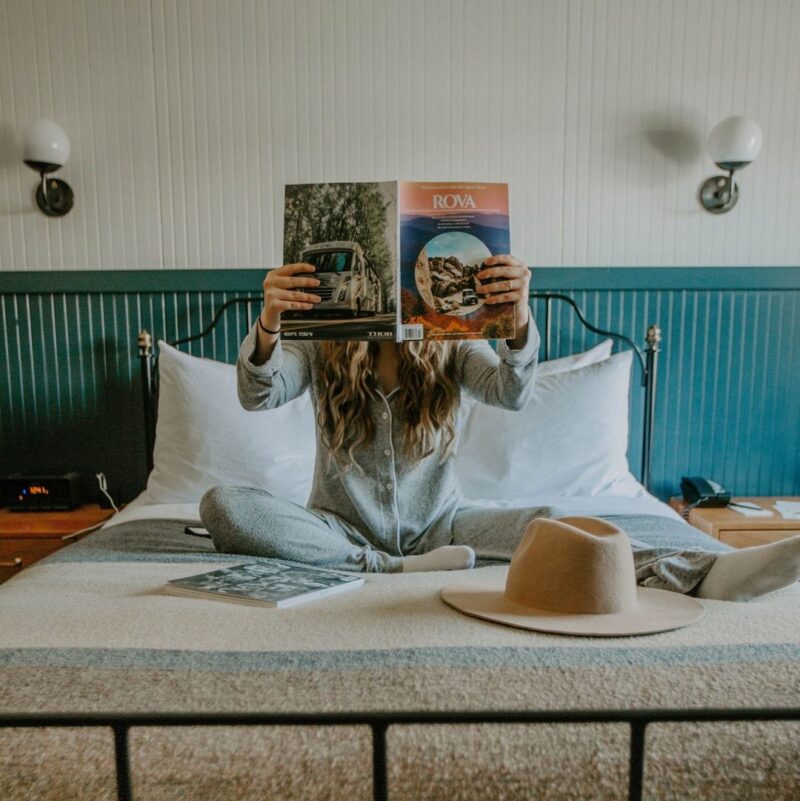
[260,263,322,330]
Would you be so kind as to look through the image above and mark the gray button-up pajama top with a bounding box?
[200,309,719,592]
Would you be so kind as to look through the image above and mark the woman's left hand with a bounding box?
[475,254,531,336]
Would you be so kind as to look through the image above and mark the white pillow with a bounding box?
[537,338,613,376]
[141,341,316,506]
[457,339,613,428]
[142,338,628,506]
[454,350,644,499]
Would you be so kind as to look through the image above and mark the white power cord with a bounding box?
[95,472,119,513]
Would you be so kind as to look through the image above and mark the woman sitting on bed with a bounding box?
[200,257,800,602]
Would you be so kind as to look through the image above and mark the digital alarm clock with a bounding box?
[1,472,82,511]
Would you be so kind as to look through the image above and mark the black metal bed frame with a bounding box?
[136,291,663,488]
[2,707,798,801]
[3,293,797,799]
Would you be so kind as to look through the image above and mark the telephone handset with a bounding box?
[680,476,731,508]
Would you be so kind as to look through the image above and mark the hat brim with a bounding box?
[442,579,705,637]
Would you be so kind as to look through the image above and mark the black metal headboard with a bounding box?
[137,293,661,489]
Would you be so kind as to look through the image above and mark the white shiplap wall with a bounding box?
[1,0,799,270]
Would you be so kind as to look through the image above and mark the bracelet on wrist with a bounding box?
[257,315,280,335]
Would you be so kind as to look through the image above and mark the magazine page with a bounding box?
[281,181,399,341]
[399,182,514,340]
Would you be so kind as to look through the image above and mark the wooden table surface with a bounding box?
[669,496,800,548]
[0,504,115,537]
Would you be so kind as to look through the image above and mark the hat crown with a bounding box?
[505,517,637,615]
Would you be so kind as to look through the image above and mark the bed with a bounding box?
[1,295,798,801]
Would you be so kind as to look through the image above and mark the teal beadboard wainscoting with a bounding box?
[1,268,798,505]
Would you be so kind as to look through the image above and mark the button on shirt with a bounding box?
[237,308,541,557]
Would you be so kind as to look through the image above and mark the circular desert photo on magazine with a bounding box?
[415,232,491,317]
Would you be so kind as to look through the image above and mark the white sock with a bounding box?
[402,545,476,573]
[696,535,800,601]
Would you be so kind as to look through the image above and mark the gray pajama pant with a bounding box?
[199,486,720,595]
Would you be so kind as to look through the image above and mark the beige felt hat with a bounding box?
[442,516,705,636]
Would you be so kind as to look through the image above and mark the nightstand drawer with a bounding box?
[0,505,115,585]
[718,529,800,548]
[0,537,65,570]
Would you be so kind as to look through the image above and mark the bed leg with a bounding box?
[372,722,389,801]
[113,724,134,801]
[628,721,647,801]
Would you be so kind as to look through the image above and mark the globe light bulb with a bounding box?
[707,116,762,171]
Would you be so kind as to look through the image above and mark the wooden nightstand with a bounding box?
[669,496,800,548]
[0,504,115,584]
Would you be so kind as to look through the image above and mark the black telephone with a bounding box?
[680,476,731,508]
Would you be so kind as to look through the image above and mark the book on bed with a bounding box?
[164,560,364,608]
[281,180,514,342]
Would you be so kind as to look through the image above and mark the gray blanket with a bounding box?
[44,511,732,564]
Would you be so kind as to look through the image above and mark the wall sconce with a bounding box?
[23,119,74,217]
[698,116,762,214]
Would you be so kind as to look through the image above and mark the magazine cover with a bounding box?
[399,181,514,340]
[281,181,399,341]
[165,560,364,608]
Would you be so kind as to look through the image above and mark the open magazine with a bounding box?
[281,181,514,341]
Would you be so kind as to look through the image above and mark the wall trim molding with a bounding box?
[2,266,799,294]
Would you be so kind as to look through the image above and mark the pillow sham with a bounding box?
[453,350,644,499]
[457,338,613,428]
[141,341,316,506]
[536,338,613,376]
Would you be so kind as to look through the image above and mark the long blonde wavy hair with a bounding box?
[316,340,460,474]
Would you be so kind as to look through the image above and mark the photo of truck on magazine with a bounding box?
[297,241,384,319]
[281,181,399,341]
